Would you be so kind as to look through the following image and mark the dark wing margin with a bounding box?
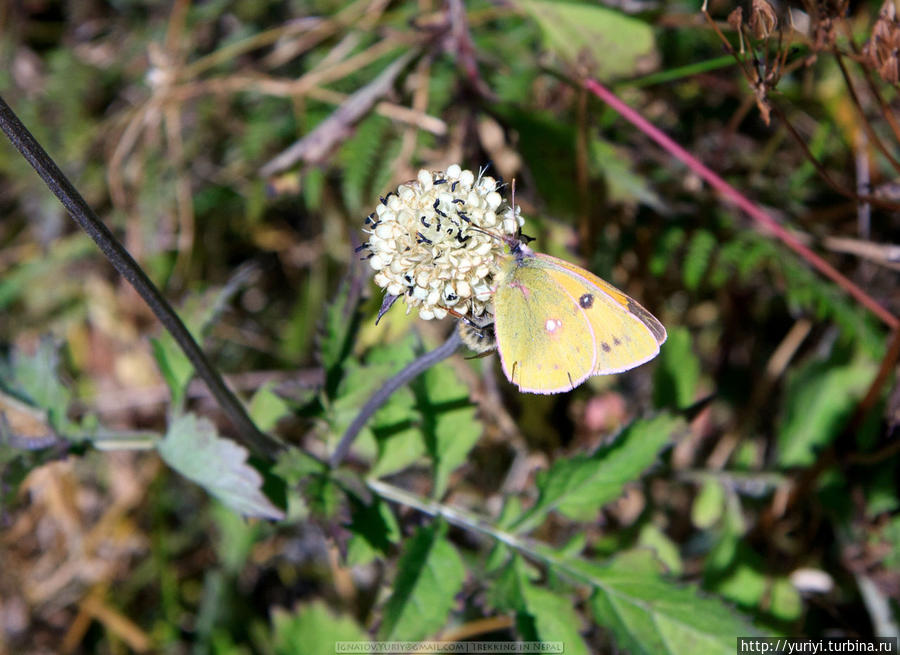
[626,299,667,345]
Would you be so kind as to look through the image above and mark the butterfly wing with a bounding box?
[493,252,666,394]
[493,257,598,394]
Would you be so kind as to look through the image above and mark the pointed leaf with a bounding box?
[517,0,656,78]
[158,414,284,519]
[271,601,368,655]
[513,414,681,532]
[422,362,482,498]
[488,557,590,655]
[566,557,759,655]
[378,520,465,641]
[778,355,874,467]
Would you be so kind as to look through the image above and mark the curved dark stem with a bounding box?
[330,329,463,468]
[0,95,284,461]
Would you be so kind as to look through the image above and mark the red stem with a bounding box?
[584,78,898,331]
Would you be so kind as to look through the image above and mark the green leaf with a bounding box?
[691,477,726,529]
[569,556,759,654]
[157,414,284,520]
[488,556,590,655]
[653,326,700,410]
[516,0,656,78]
[347,493,401,560]
[319,277,364,394]
[306,473,343,519]
[371,426,426,479]
[769,578,802,622]
[512,413,681,531]
[273,447,327,485]
[331,338,421,467]
[4,339,71,432]
[271,601,368,655]
[150,335,195,410]
[683,230,717,291]
[421,362,482,498]
[338,114,390,213]
[378,520,465,641]
[249,383,291,432]
[637,524,683,576]
[778,354,875,467]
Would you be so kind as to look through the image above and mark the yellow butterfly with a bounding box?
[465,239,666,394]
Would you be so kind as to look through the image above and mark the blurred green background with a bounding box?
[1,0,899,653]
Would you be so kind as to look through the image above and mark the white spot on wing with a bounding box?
[544,318,563,333]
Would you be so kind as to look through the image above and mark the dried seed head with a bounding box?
[359,166,524,321]
[865,0,900,84]
[728,7,744,32]
[749,0,778,39]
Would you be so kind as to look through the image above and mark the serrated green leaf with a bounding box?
[569,556,758,655]
[488,557,590,655]
[271,601,368,655]
[512,414,681,532]
[524,583,590,655]
[653,326,700,409]
[421,362,481,498]
[778,355,875,467]
[487,554,534,613]
[157,414,284,520]
[378,520,465,641]
[516,0,656,78]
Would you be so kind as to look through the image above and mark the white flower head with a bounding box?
[360,165,524,320]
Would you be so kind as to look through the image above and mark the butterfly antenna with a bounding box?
[508,178,533,244]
